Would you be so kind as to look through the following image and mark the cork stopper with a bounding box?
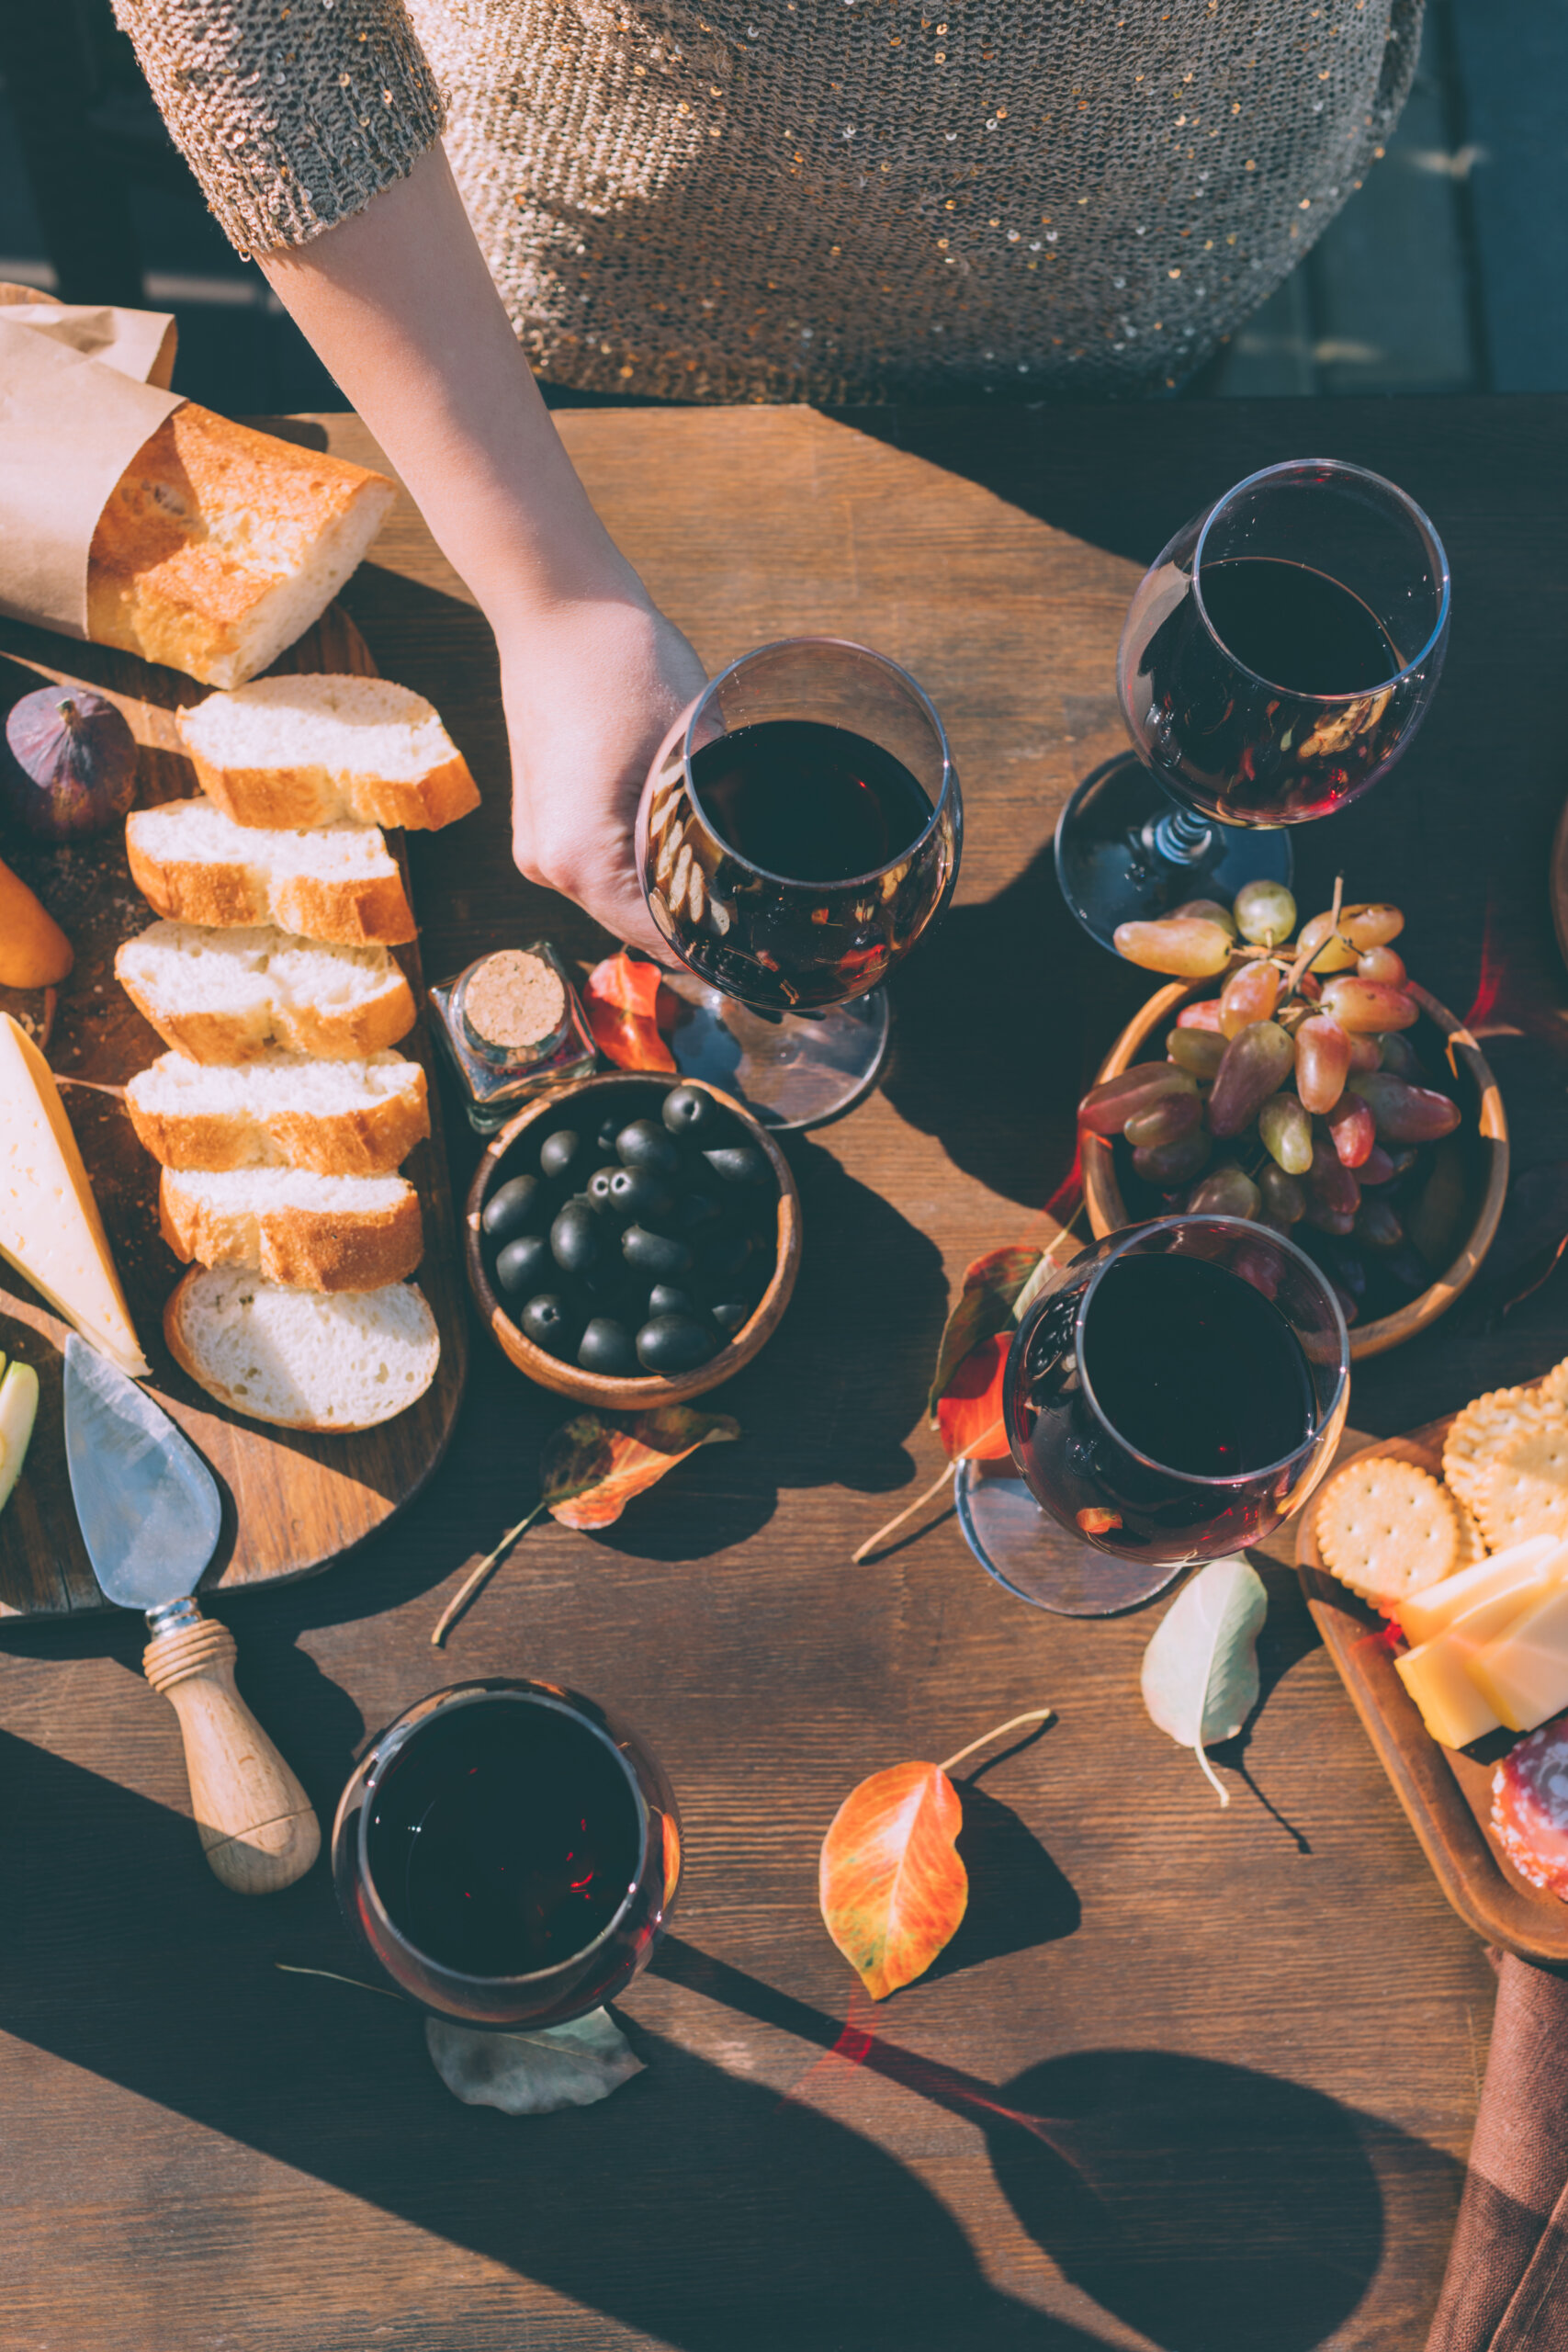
[463,952,567,1051]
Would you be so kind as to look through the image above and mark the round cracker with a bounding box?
[1536,1359,1568,1410]
[1315,1455,1462,1603]
[1476,1419,1568,1552]
[1442,1385,1553,1513]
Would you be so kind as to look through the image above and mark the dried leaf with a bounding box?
[1139,1556,1268,1806]
[927,1244,1043,1419]
[583,951,676,1073]
[425,2007,643,2114]
[819,1760,966,1999]
[934,1331,1011,1462]
[541,1405,739,1532]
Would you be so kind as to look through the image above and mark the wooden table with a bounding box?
[5,394,1566,2352]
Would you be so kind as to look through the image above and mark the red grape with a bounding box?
[1113,917,1232,978]
[1317,976,1419,1035]
[1176,999,1224,1033]
[1207,1021,1295,1137]
[1357,944,1407,987]
[1259,1164,1306,1225]
[1355,1196,1404,1250]
[1133,1127,1211,1185]
[1219,958,1280,1036]
[1295,1015,1351,1114]
[1340,902,1404,951]
[1307,1132,1361,1218]
[1124,1090,1202,1149]
[1347,1072,1461,1145]
[1326,1093,1377,1169]
[1358,1145,1398,1186]
[1077,1062,1196,1137]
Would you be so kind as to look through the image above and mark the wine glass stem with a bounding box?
[1149,803,1216,866]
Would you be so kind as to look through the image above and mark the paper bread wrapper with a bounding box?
[0,284,177,389]
[0,314,182,640]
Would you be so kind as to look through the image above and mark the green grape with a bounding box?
[1340,902,1404,951]
[1207,1021,1296,1138]
[1318,976,1419,1035]
[1112,917,1233,978]
[1166,1026,1227,1080]
[1186,1164,1262,1219]
[1232,879,1298,947]
[1123,1091,1201,1149]
[1297,910,1359,974]
[1258,1092,1313,1176]
[1171,897,1240,938]
[1259,1163,1306,1225]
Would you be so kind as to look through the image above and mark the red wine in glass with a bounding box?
[333,1680,680,2030]
[956,1216,1350,1616]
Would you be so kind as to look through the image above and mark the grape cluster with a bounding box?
[1081,882,1465,1325]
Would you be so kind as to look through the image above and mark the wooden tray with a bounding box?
[1297,1414,1568,1965]
[0,607,468,1617]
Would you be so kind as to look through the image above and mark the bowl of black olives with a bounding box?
[465,1071,801,1403]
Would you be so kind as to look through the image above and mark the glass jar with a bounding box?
[429,943,597,1133]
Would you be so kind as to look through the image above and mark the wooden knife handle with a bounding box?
[142,1616,321,1894]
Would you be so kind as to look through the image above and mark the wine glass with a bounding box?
[1055,459,1451,952]
[333,1679,680,2030]
[955,1216,1350,1617]
[635,638,963,1128]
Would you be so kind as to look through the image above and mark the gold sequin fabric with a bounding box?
[116,0,1422,402]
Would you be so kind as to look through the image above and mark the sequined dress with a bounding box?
[113,0,1422,403]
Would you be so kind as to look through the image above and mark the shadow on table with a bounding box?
[0,1736,1456,2352]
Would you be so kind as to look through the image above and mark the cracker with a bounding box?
[1476,1420,1568,1552]
[1443,1385,1553,1512]
[1315,1455,1463,1604]
[1535,1359,1568,1410]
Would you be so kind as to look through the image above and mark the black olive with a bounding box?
[710,1297,751,1336]
[673,1188,721,1231]
[637,1313,720,1373]
[608,1166,674,1221]
[494,1233,555,1298]
[551,1201,602,1274]
[648,1282,701,1318]
[616,1118,682,1179]
[586,1165,622,1209]
[578,1317,640,1376]
[594,1113,624,1158]
[701,1227,752,1282]
[481,1172,545,1242]
[538,1128,582,1182]
[622,1224,694,1279]
[661,1083,723,1143]
[521,1294,579,1355]
[703,1145,771,1189]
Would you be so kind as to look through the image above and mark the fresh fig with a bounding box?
[2,688,137,840]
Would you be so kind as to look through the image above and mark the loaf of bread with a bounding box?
[164,1266,440,1430]
[87,406,395,688]
[126,797,415,945]
[177,675,480,832]
[125,1048,428,1176]
[116,922,415,1062]
[159,1166,423,1292]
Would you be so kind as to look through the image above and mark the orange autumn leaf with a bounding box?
[934,1330,1011,1462]
[818,1760,966,2000]
[540,1405,739,1531]
[927,1243,1043,1419]
[583,951,676,1073]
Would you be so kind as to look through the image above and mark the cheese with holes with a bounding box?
[1396,1635,1504,1750]
[1395,1533,1566,1647]
[0,1014,148,1375]
[1469,1583,1568,1735]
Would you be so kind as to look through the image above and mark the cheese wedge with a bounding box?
[1469,1582,1568,1735]
[1395,1533,1566,1647]
[1396,1637,1503,1750]
[0,1014,148,1376]
[1392,1562,1563,1747]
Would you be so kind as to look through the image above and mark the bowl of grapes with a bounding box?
[1077,878,1507,1359]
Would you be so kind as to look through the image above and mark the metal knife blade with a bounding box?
[63,1336,221,1613]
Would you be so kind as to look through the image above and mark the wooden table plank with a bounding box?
[7,393,1564,2350]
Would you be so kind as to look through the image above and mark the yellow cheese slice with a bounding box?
[0,1013,148,1377]
[1468,1581,1568,1734]
[1396,1637,1503,1749]
[1395,1532,1566,1646]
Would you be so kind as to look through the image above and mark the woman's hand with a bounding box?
[500,594,706,957]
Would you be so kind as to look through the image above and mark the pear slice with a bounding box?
[0,1357,40,1518]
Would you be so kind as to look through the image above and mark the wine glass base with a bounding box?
[954,1458,1191,1616]
[659,971,891,1131]
[1055,754,1294,953]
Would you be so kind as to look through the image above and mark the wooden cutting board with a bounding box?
[0,606,468,1617]
[1296,1410,1568,1965]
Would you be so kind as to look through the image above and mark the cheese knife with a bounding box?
[62,1336,321,1894]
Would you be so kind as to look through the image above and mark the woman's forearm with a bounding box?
[256,145,644,628]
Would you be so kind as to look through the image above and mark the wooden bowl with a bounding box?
[465,1071,801,1406]
[1081,977,1508,1362]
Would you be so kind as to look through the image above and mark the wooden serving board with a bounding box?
[0,606,468,1617]
[1296,1412,1568,1965]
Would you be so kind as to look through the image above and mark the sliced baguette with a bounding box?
[116,922,415,1062]
[126,797,415,946]
[164,1267,439,1430]
[87,405,396,689]
[176,675,480,832]
[160,1167,423,1292]
[126,1049,428,1176]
